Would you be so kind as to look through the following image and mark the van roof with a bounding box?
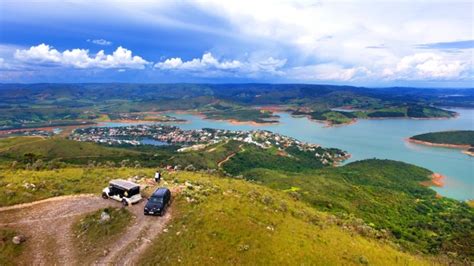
[152,187,170,197]
[109,179,140,190]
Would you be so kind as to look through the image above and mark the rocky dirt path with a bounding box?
[0,186,179,265]
[94,200,172,265]
[0,194,120,265]
[217,144,244,168]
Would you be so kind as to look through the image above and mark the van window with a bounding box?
[127,187,140,196]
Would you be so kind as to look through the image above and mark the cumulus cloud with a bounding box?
[155,52,241,71]
[14,44,149,69]
[155,52,286,76]
[384,53,467,80]
[87,39,112,46]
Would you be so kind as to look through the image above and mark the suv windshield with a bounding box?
[150,197,163,203]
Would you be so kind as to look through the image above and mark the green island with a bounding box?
[0,135,472,264]
[409,130,474,156]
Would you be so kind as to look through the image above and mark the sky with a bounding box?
[0,0,473,87]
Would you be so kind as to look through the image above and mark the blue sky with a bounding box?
[0,0,473,87]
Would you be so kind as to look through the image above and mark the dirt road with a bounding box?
[0,192,173,265]
[217,144,244,168]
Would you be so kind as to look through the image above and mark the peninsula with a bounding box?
[408,130,474,156]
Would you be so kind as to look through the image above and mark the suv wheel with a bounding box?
[102,192,108,199]
[122,199,128,207]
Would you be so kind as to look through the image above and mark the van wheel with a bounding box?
[102,192,108,199]
[122,199,128,207]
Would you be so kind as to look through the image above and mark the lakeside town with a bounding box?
[70,124,349,164]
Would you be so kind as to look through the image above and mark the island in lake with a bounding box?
[408,130,474,156]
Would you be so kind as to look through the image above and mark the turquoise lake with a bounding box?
[103,108,474,200]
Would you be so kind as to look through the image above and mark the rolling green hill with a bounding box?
[0,137,472,262]
[225,159,474,259]
[0,136,169,168]
[140,171,435,265]
[0,168,438,264]
[0,137,143,161]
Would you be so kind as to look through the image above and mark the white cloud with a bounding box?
[87,39,112,46]
[155,52,241,71]
[14,44,149,69]
[155,52,286,76]
[385,53,467,80]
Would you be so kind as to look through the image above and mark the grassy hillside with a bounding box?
[411,130,474,146]
[0,167,153,206]
[233,160,474,259]
[0,136,175,168]
[1,165,470,263]
[139,171,433,265]
[0,137,140,159]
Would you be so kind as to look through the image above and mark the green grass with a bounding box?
[0,167,156,206]
[411,130,474,146]
[73,207,133,264]
[201,104,278,123]
[223,144,327,174]
[238,159,474,259]
[168,140,243,169]
[0,137,141,160]
[0,136,171,168]
[139,171,433,265]
[0,229,24,266]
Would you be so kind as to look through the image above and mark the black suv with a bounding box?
[144,187,171,216]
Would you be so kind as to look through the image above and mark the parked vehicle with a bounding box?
[102,179,142,206]
[144,187,171,216]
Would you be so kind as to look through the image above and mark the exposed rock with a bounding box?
[100,211,111,223]
[12,235,26,245]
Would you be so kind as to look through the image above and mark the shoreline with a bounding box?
[289,111,457,128]
[406,138,473,157]
[420,173,446,188]
[173,110,281,126]
[462,150,474,157]
[290,113,357,127]
[406,138,471,149]
[96,118,188,125]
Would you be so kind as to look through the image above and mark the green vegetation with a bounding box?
[0,83,468,128]
[0,167,155,206]
[0,136,472,262]
[411,130,474,146]
[140,172,433,265]
[293,110,356,124]
[0,229,24,266]
[200,103,279,123]
[168,140,243,169]
[292,105,456,125]
[73,207,133,264]
[234,160,474,260]
[0,136,174,169]
[223,144,336,174]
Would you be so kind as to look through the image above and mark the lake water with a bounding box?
[101,108,474,201]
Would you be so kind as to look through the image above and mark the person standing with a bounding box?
[154,171,161,183]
